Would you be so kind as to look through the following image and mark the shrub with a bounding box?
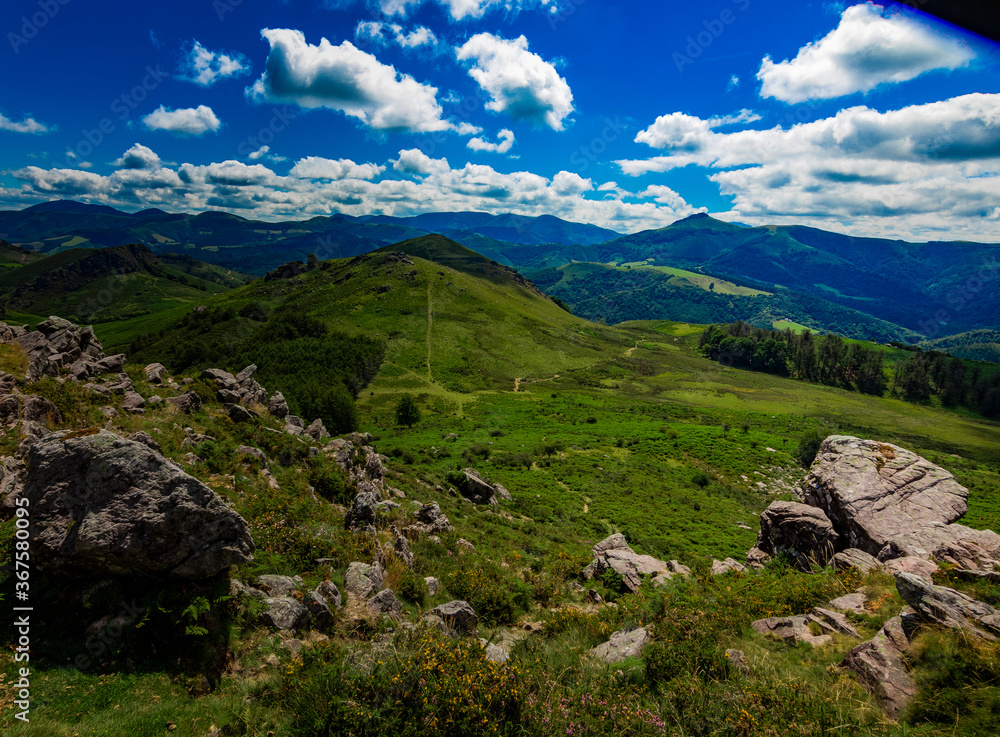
[796,431,826,468]
[691,471,710,488]
[395,395,421,427]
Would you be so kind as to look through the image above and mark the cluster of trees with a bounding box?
[699,322,1000,417]
[132,308,385,433]
[699,322,886,395]
[892,350,1000,416]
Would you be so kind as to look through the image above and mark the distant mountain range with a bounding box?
[0,200,620,276]
[1,201,998,350]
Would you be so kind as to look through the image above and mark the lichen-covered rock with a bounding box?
[711,558,746,575]
[367,589,403,618]
[24,430,253,578]
[878,522,1000,573]
[167,391,202,414]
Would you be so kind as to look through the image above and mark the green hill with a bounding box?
[530,261,915,342]
[921,329,1000,364]
[0,243,252,324]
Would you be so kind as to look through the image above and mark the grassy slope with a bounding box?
[4,258,1000,735]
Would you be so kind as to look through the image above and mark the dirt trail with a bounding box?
[624,341,641,357]
[513,374,560,392]
[426,279,433,383]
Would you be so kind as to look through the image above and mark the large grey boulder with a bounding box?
[842,616,916,718]
[345,487,381,530]
[24,430,253,578]
[425,600,478,636]
[344,561,384,600]
[711,558,746,575]
[268,391,289,418]
[167,391,202,414]
[756,500,838,570]
[589,626,652,663]
[255,574,302,597]
[803,436,968,556]
[895,572,1000,642]
[261,597,310,630]
[367,589,403,618]
[200,368,238,391]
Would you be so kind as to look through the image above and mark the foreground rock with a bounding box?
[832,548,881,574]
[876,522,1000,573]
[584,534,689,593]
[895,571,1000,642]
[842,616,916,718]
[589,626,652,663]
[755,501,838,570]
[752,607,859,648]
[802,436,968,556]
[24,430,253,578]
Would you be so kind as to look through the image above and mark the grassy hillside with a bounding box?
[530,261,915,342]
[3,242,1000,736]
[0,243,252,324]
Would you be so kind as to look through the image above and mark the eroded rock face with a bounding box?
[895,572,1000,642]
[803,436,968,555]
[3,317,112,382]
[842,616,916,718]
[832,548,880,574]
[877,522,1000,573]
[344,561,384,600]
[24,430,253,578]
[756,501,838,570]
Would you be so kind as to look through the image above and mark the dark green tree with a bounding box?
[395,395,421,427]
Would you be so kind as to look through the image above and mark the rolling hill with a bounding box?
[0,242,253,324]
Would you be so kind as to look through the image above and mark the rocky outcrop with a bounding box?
[895,572,1000,642]
[261,597,310,631]
[876,522,1000,573]
[589,626,651,663]
[366,589,403,618]
[803,436,968,556]
[344,561,384,600]
[2,317,118,383]
[882,556,939,582]
[424,600,478,636]
[167,391,202,414]
[832,548,880,574]
[584,534,689,592]
[755,501,838,570]
[752,607,859,648]
[408,502,452,535]
[344,488,380,531]
[24,429,253,578]
[268,391,289,418]
[842,616,916,718]
[455,468,510,505]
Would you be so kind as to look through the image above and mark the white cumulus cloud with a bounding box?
[143,105,222,136]
[248,28,450,133]
[456,33,573,131]
[0,113,51,134]
[467,128,515,154]
[113,144,162,170]
[757,3,975,103]
[355,21,438,49]
[179,40,251,86]
[620,93,1000,240]
[290,156,386,180]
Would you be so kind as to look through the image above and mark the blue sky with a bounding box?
[1,0,998,240]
